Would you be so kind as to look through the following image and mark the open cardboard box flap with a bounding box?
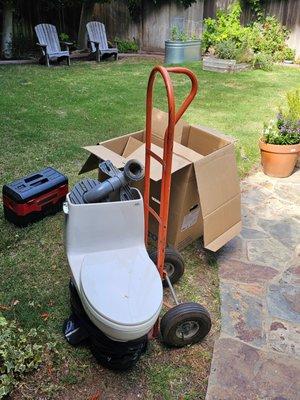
[80,109,203,181]
[79,108,241,252]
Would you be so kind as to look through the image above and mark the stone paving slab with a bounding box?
[206,168,300,400]
[207,338,300,400]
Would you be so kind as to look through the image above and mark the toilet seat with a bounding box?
[79,247,163,341]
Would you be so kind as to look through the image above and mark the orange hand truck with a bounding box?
[144,66,212,347]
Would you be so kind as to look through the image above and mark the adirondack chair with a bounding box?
[86,21,118,62]
[35,24,72,67]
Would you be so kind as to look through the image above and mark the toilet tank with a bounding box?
[64,188,145,256]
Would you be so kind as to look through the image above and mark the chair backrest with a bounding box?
[86,21,109,52]
[35,24,61,55]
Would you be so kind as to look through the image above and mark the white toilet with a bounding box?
[64,188,163,341]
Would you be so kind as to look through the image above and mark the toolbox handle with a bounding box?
[24,173,49,187]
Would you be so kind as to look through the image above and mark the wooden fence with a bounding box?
[0,0,299,57]
[91,1,204,52]
[92,0,300,55]
[0,1,81,57]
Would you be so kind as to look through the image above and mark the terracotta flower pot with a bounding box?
[259,139,300,178]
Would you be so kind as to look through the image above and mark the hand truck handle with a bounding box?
[144,66,198,277]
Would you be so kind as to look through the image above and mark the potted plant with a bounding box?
[165,25,201,64]
[259,90,300,177]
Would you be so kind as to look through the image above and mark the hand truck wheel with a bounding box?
[149,246,185,287]
[160,302,211,347]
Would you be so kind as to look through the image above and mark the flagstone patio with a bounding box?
[206,167,300,400]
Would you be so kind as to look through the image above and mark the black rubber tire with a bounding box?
[149,247,185,287]
[160,302,211,347]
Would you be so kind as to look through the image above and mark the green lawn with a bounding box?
[0,58,299,399]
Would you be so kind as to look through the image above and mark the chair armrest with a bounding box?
[60,41,73,51]
[36,43,47,48]
[60,41,73,47]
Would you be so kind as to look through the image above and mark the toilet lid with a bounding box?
[80,248,163,326]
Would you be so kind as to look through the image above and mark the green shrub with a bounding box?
[282,47,295,61]
[215,39,239,60]
[202,2,248,51]
[249,16,290,61]
[253,52,273,71]
[263,89,300,145]
[59,32,71,43]
[215,38,255,63]
[202,2,292,68]
[237,40,255,63]
[114,37,139,53]
[0,315,56,398]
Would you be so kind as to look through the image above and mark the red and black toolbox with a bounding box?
[3,167,68,227]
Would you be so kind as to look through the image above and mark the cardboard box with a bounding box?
[80,109,241,252]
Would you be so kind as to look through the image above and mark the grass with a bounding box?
[0,58,299,399]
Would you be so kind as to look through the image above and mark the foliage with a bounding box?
[241,0,264,20]
[214,38,254,62]
[59,32,71,43]
[282,47,295,61]
[0,315,56,398]
[248,16,290,61]
[286,90,300,121]
[202,2,293,68]
[170,25,197,41]
[202,2,248,51]
[125,0,197,20]
[11,30,34,59]
[253,52,273,71]
[263,90,300,145]
[263,118,300,145]
[215,39,239,60]
[114,37,139,53]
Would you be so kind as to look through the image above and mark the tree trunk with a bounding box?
[1,2,14,59]
[77,2,94,50]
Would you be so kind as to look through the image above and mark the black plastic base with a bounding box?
[63,314,89,346]
[65,280,148,371]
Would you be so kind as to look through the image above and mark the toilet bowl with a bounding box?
[64,189,163,341]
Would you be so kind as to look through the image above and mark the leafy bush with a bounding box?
[114,38,139,53]
[253,52,273,71]
[215,38,254,63]
[202,1,293,68]
[263,90,300,145]
[249,16,290,61]
[282,47,295,61]
[59,32,71,43]
[202,2,248,51]
[215,39,239,60]
[0,315,55,398]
